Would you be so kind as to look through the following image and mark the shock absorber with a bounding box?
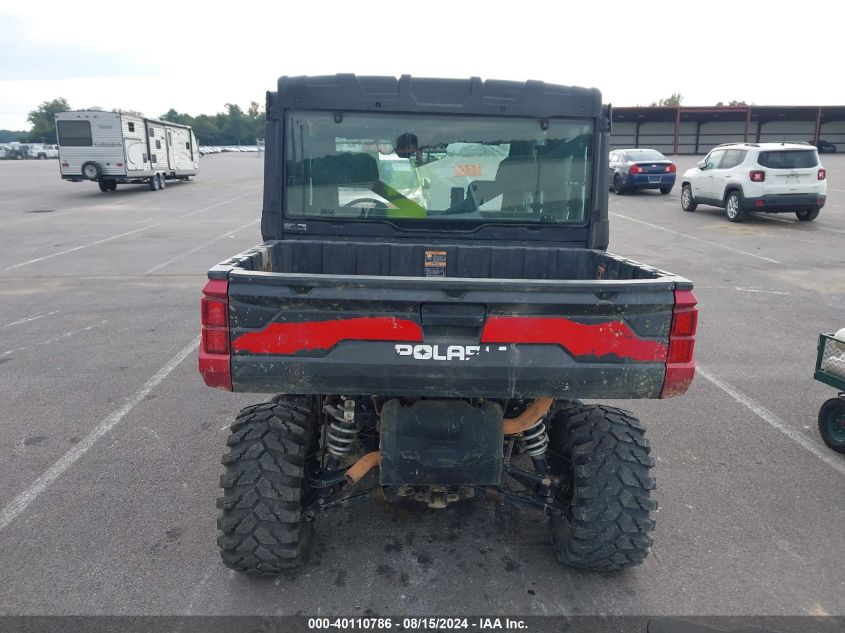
[517,417,550,478]
[324,398,359,471]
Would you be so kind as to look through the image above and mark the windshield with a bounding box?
[757,150,819,169]
[625,149,667,162]
[284,111,594,225]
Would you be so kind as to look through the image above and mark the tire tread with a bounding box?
[217,399,315,575]
[549,404,656,571]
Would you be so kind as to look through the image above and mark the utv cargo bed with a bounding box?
[201,240,694,399]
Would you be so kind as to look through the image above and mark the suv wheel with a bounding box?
[796,209,819,221]
[725,191,747,222]
[681,184,696,212]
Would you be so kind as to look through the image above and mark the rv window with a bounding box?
[155,140,161,149]
[128,122,135,133]
[149,127,154,138]
[57,120,92,147]
[151,155,157,163]
[186,142,191,150]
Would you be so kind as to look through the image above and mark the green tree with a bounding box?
[157,102,266,145]
[246,101,264,142]
[221,103,248,145]
[650,93,683,107]
[0,130,27,143]
[160,108,193,126]
[26,98,71,143]
[715,100,748,107]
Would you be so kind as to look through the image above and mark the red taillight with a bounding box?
[660,290,697,399]
[750,170,765,182]
[62,161,69,167]
[202,298,227,328]
[630,165,643,174]
[665,164,676,173]
[668,339,694,364]
[671,308,698,337]
[818,168,826,180]
[199,279,232,391]
[204,329,229,354]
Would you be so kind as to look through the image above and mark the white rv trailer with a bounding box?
[54,111,199,192]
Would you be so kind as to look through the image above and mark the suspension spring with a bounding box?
[517,419,549,457]
[325,399,360,459]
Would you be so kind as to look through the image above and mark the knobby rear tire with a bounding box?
[547,404,656,571]
[217,398,317,575]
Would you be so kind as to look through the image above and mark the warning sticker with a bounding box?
[453,164,482,177]
[424,250,447,277]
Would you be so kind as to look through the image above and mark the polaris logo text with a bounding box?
[395,344,480,361]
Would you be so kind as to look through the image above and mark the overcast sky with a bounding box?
[1,0,843,131]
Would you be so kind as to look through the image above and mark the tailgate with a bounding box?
[205,269,695,400]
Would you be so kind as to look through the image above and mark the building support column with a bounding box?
[695,121,701,154]
[673,107,681,155]
[744,108,751,142]
[814,107,823,146]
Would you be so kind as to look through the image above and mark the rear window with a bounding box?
[57,120,92,147]
[757,150,818,169]
[625,149,667,161]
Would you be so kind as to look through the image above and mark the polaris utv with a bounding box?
[199,74,698,575]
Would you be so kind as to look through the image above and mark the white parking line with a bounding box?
[735,287,790,295]
[610,212,780,264]
[39,320,108,346]
[2,191,257,271]
[179,190,259,217]
[697,364,845,479]
[3,223,166,271]
[143,218,260,275]
[0,335,200,531]
[0,311,59,329]
[758,214,845,235]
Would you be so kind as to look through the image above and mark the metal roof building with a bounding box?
[611,105,845,155]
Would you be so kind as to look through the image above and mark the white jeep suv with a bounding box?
[680,142,827,222]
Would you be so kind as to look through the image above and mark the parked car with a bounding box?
[680,142,827,222]
[609,148,676,195]
[1,143,26,160]
[815,139,837,153]
[26,143,59,159]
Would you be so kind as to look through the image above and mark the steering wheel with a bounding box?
[343,197,388,218]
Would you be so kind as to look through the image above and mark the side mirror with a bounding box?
[422,177,431,190]
[697,160,707,170]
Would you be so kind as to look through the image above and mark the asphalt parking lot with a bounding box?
[0,152,843,617]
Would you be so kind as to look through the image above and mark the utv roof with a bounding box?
[271,74,603,119]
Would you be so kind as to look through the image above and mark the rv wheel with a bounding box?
[148,175,160,191]
[159,174,166,189]
[81,162,101,181]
